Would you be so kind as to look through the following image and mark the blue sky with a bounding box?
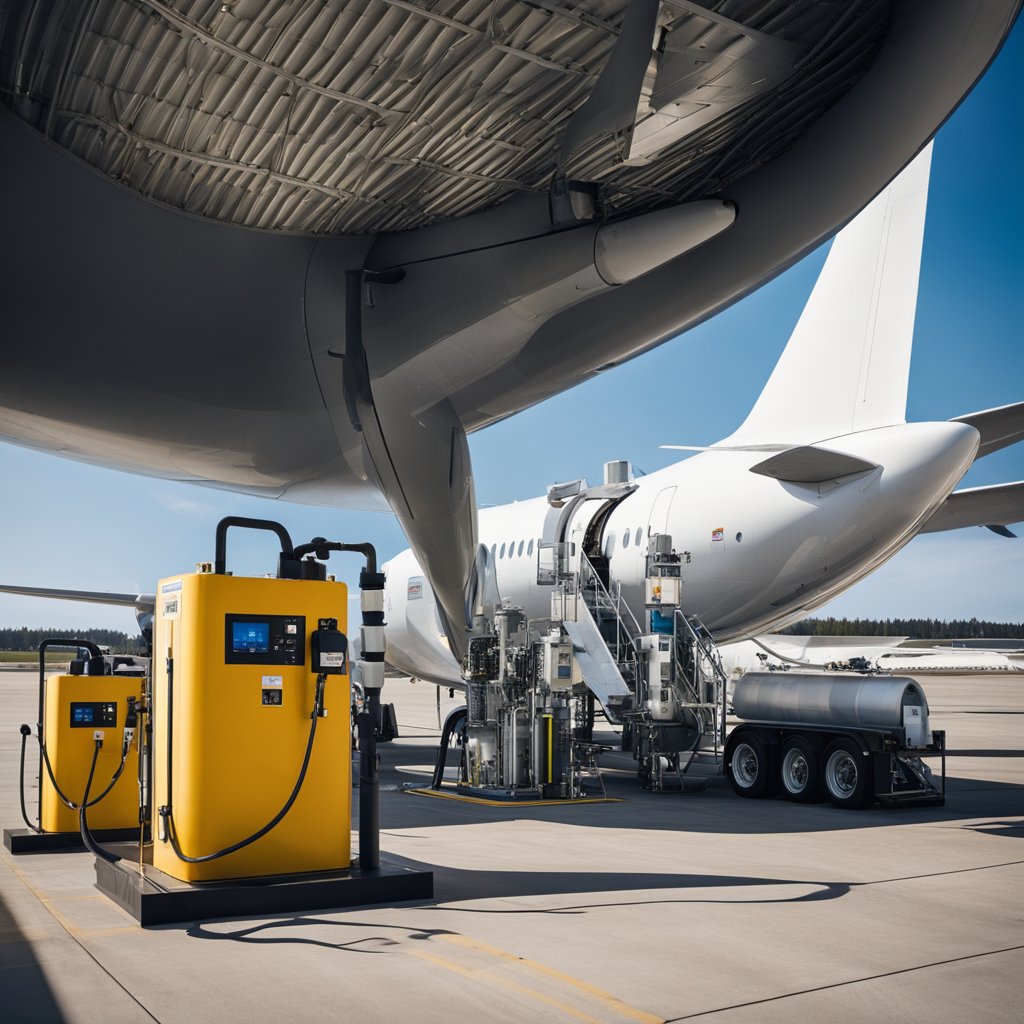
[0,23,1021,634]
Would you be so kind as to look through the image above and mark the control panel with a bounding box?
[224,614,306,666]
[69,701,118,728]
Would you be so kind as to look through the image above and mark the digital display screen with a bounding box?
[232,621,270,654]
[72,705,95,726]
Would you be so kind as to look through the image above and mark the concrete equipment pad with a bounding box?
[2,669,1022,1023]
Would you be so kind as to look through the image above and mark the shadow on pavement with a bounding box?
[378,739,1024,836]
[182,868,850,945]
[0,891,67,1024]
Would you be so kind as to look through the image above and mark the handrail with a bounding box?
[579,553,643,639]
[674,610,729,688]
[674,609,729,749]
[571,553,646,705]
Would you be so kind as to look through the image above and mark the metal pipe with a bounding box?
[510,704,517,796]
[290,537,385,868]
[358,691,380,871]
[213,516,295,575]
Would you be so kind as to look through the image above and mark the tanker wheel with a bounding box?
[725,732,771,799]
[822,738,871,809]
[779,736,822,803]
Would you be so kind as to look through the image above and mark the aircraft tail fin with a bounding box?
[723,142,933,446]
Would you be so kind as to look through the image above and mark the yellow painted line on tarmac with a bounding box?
[3,857,137,938]
[404,787,620,807]
[439,933,664,1024]
[409,946,608,1024]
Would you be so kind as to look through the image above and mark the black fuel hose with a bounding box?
[163,674,327,864]
[18,726,41,833]
[38,731,130,811]
[79,740,121,864]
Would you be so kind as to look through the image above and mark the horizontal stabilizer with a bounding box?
[950,401,1024,459]
[920,480,1024,534]
[749,446,878,483]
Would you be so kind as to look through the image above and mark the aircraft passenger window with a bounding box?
[500,543,506,558]
[527,540,534,556]
[490,544,496,560]
[623,529,631,547]
[636,526,643,546]
[518,540,524,557]
[604,535,616,557]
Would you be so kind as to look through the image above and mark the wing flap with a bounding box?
[920,480,1024,534]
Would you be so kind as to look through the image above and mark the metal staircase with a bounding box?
[554,551,728,791]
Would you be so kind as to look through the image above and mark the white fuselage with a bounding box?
[384,421,979,686]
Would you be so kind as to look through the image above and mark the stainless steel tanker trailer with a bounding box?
[723,673,946,809]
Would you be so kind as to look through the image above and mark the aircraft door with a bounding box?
[565,499,611,577]
[647,486,677,543]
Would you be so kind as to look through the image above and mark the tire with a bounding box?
[725,731,771,799]
[821,737,871,808]
[779,736,822,803]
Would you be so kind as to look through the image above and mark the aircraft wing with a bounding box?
[0,2,1018,508]
[1,3,1018,655]
[0,584,154,610]
[951,401,1024,459]
[919,481,1024,534]
[0,584,156,635]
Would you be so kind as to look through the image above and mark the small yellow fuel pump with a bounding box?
[40,671,143,834]
[12,639,144,851]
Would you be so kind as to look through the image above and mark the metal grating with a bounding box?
[0,0,892,235]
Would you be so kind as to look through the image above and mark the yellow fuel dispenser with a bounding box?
[6,517,432,922]
[40,672,142,834]
[5,639,145,855]
[151,564,351,883]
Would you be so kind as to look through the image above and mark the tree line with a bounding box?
[780,617,1024,639]
[0,627,147,654]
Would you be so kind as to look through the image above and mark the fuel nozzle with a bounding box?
[123,697,138,749]
[311,618,348,678]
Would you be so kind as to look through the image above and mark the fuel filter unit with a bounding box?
[3,517,432,924]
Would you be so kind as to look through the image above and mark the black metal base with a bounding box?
[95,857,434,927]
[4,826,142,855]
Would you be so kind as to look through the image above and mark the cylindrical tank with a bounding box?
[732,672,930,733]
[604,460,631,485]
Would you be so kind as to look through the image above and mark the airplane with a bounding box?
[381,143,1024,689]
[0,2,1020,666]
[718,634,1024,678]
[2,142,1021,708]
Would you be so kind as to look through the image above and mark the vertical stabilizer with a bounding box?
[723,143,932,445]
